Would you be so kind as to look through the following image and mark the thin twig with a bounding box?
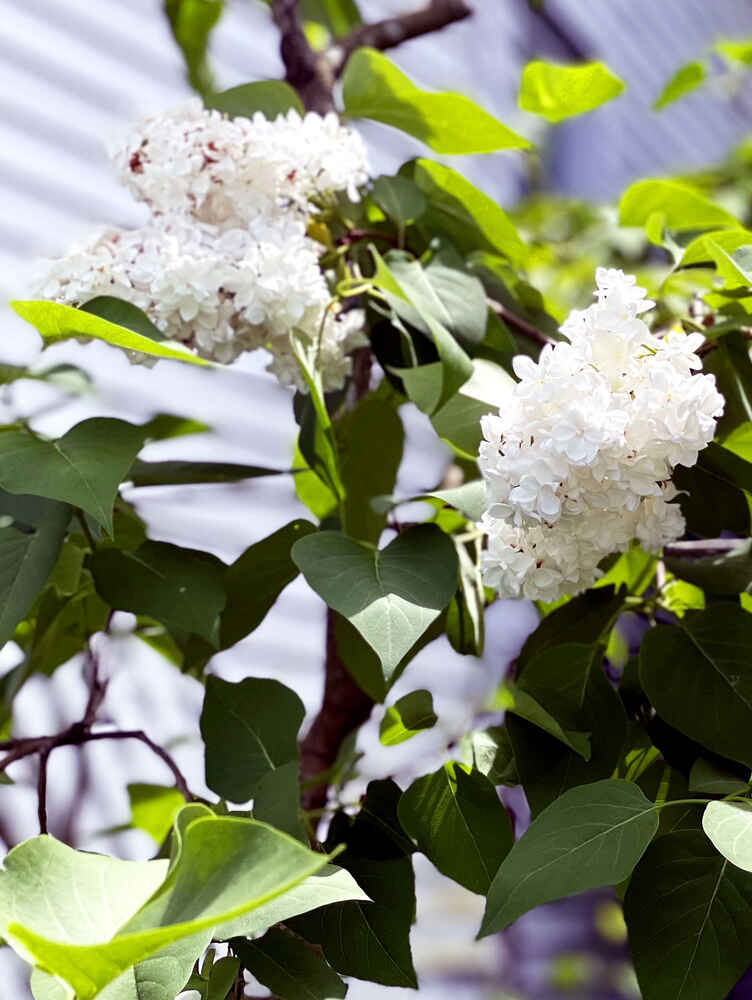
[663,538,744,558]
[487,298,553,348]
[270,0,336,112]
[332,0,472,74]
[37,749,50,835]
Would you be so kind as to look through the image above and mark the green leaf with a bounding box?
[618,180,738,237]
[703,800,752,872]
[653,60,706,110]
[516,586,624,676]
[447,539,484,656]
[664,539,752,595]
[399,763,513,894]
[165,0,223,96]
[292,335,344,502]
[293,782,417,988]
[5,814,333,999]
[498,682,591,760]
[342,48,530,154]
[206,80,304,118]
[128,459,286,487]
[690,756,749,796]
[206,955,240,1000]
[371,250,473,414]
[480,779,658,935]
[220,519,316,648]
[335,395,404,544]
[402,159,528,265]
[127,784,185,845]
[90,541,226,645]
[371,175,427,226]
[201,675,304,802]
[12,300,209,366]
[425,480,487,523]
[216,863,369,941]
[519,60,625,122]
[0,494,69,648]
[508,643,627,815]
[640,606,752,767]
[80,297,164,341]
[253,760,307,842]
[0,418,145,533]
[715,38,752,65]
[234,927,346,1000]
[701,333,752,437]
[625,828,752,1000]
[379,689,437,746]
[292,525,458,678]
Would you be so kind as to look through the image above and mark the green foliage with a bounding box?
[519,61,625,122]
[343,49,530,154]
[618,179,738,240]
[703,800,752,872]
[12,300,210,366]
[234,927,346,1000]
[0,419,145,533]
[399,763,513,893]
[625,829,752,1000]
[379,689,437,745]
[653,60,707,109]
[481,780,658,935]
[165,0,223,96]
[640,606,752,767]
[206,80,304,117]
[90,541,226,643]
[201,676,304,802]
[292,525,457,678]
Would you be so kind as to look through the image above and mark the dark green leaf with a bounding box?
[221,519,316,648]
[516,586,624,677]
[371,175,426,226]
[399,763,513,894]
[509,644,627,815]
[129,459,286,487]
[200,676,304,802]
[292,525,458,678]
[480,779,658,935]
[673,460,750,536]
[234,928,346,1000]
[80,297,164,341]
[253,760,306,842]
[0,494,69,648]
[499,682,591,760]
[379,689,437,745]
[689,756,750,796]
[519,60,625,122]
[640,606,752,767]
[206,80,304,118]
[89,540,226,644]
[625,829,752,1000]
[343,48,530,154]
[0,419,145,533]
[335,395,404,544]
[703,333,752,438]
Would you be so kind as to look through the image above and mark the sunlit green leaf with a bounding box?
[519,60,625,122]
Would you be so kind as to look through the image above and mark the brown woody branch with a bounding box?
[487,298,553,348]
[0,640,194,835]
[271,0,474,112]
[332,0,472,74]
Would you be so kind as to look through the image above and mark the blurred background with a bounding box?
[1,1,752,998]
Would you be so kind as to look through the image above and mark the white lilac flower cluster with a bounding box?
[478,268,724,603]
[34,99,371,390]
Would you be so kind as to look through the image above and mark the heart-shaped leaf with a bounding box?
[292,525,457,677]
